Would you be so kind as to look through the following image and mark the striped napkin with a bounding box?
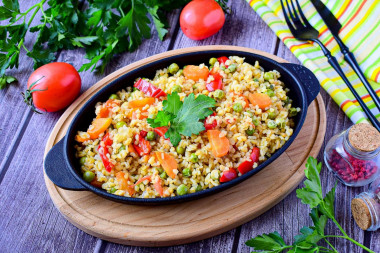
[247,0,380,123]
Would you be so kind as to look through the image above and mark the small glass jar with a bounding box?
[324,123,380,187]
[351,177,380,231]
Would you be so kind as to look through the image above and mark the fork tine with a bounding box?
[280,0,296,33]
[289,0,301,22]
[294,0,312,27]
[285,0,296,21]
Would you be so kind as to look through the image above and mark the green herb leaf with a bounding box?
[245,231,290,252]
[148,6,168,40]
[147,110,175,128]
[296,157,323,208]
[319,183,336,218]
[309,208,327,236]
[163,92,182,115]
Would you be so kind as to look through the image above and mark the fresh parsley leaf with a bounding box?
[163,92,183,115]
[147,111,175,128]
[318,183,336,218]
[0,74,16,89]
[296,157,323,208]
[148,6,168,41]
[245,231,290,252]
[309,208,327,236]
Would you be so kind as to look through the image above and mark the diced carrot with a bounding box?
[75,134,89,143]
[128,97,155,108]
[87,118,112,139]
[153,177,164,197]
[128,144,136,154]
[97,106,110,118]
[155,152,178,179]
[183,65,210,81]
[207,130,230,157]
[248,93,272,110]
[116,172,128,190]
[126,186,136,196]
[241,96,250,108]
[105,99,120,109]
[134,175,151,186]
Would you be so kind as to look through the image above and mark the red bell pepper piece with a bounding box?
[220,168,238,183]
[133,134,151,156]
[154,127,168,138]
[102,132,113,146]
[206,73,223,92]
[250,147,260,163]
[140,130,148,138]
[134,79,166,98]
[237,160,254,175]
[97,133,114,172]
[204,112,217,130]
[217,56,229,67]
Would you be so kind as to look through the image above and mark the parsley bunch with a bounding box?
[148,92,216,146]
[0,0,191,88]
[245,157,374,253]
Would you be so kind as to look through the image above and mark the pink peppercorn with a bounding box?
[324,123,380,187]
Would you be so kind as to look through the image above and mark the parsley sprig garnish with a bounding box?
[0,0,192,87]
[245,157,375,253]
[148,92,216,146]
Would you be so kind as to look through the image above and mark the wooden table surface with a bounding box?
[0,1,379,252]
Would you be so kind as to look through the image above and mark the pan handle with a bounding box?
[44,138,86,191]
[282,63,320,105]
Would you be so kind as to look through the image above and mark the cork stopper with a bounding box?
[351,198,372,230]
[348,123,380,152]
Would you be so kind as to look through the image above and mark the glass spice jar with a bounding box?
[351,177,380,231]
[324,123,380,187]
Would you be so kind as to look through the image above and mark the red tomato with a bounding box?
[26,62,81,112]
[204,112,217,130]
[220,168,238,183]
[154,127,168,138]
[217,56,229,67]
[180,0,225,40]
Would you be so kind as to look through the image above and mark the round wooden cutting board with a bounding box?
[43,46,326,247]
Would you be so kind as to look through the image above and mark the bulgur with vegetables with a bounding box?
[75,56,299,198]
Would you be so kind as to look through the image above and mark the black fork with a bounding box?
[281,0,380,131]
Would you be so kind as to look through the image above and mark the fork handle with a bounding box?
[338,42,380,112]
[312,39,380,131]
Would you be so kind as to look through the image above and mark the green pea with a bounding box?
[264,72,274,81]
[155,167,164,173]
[283,97,290,105]
[233,103,243,113]
[177,69,183,76]
[289,108,298,117]
[160,171,168,179]
[220,65,226,71]
[133,87,138,92]
[109,94,119,100]
[228,64,237,72]
[245,128,255,136]
[119,145,126,152]
[267,120,277,129]
[190,153,198,163]
[182,168,191,177]
[268,111,277,120]
[116,121,127,129]
[196,185,202,192]
[110,187,117,193]
[168,63,179,74]
[266,89,275,97]
[276,118,286,129]
[79,157,87,165]
[210,170,220,180]
[252,117,260,126]
[209,58,218,66]
[83,171,95,182]
[177,184,188,196]
[213,89,225,99]
[146,131,156,141]
[176,146,185,155]
[172,85,182,93]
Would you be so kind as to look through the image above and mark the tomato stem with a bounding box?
[21,76,46,114]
